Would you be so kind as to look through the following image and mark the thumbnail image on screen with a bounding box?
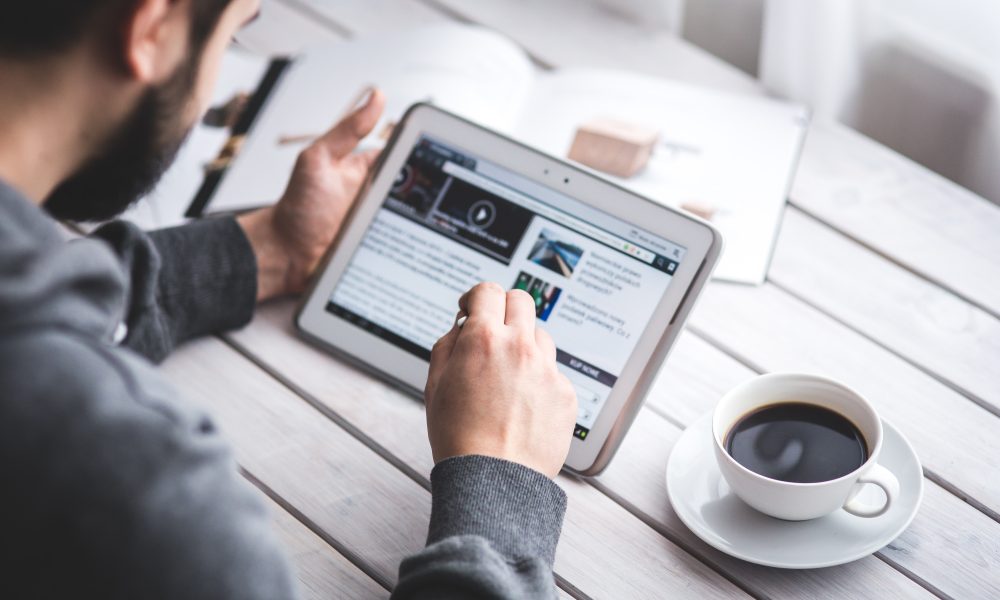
[529,228,584,277]
[512,271,562,321]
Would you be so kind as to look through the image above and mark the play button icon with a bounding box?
[467,200,497,229]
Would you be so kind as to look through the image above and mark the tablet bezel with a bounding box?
[296,103,722,476]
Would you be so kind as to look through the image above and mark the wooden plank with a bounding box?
[224,302,750,599]
[636,333,1000,599]
[770,208,1000,412]
[267,497,390,599]
[790,122,1000,316]
[688,282,1000,516]
[645,332,757,427]
[160,337,431,587]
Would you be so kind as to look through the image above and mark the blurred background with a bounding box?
[597,0,1000,205]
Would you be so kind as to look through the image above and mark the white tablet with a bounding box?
[297,104,722,475]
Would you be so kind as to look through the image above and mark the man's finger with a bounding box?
[314,88,386,160]
[534,327,557,364]
[356,148,382,171]
[505,289,536,329]
[458,282,507,325]
[432,314,462,362]
[426,315,462,404]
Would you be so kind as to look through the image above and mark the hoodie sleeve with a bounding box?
[391,456,566,600]
[90,217,258,362]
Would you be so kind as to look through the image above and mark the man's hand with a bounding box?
[425,283,578,479]
[238,88,386,301]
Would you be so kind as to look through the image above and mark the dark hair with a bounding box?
[0,0,233,59]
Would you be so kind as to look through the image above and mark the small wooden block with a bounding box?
[568,117,659,178]
[680,201,717,221]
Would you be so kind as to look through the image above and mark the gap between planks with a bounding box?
[787,202,1000,323]
[765,277,998,421]
[245,467,395,593]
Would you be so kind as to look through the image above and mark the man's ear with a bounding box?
[121,0,188,83]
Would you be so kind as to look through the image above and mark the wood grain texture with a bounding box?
[268,497,390,599]
[770,208,1000,411]
[790,122,1000,316]
[160,337,431,587]
[224,302,750,599]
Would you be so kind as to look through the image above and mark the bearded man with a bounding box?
[0,1,577,598]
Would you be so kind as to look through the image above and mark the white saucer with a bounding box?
[666,412,924,569]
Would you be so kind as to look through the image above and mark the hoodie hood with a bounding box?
[0,179,125,342]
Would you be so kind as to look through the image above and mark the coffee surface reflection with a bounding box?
[724,402,868,483]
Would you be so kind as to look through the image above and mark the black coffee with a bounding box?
[724,402,868,483]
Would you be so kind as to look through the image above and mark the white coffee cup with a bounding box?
[712,373,900,521]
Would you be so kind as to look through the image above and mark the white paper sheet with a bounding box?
[207,24,535,214]
[514,69,809,284]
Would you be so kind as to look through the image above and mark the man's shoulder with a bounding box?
[0,326,225,483]
[1,327,128,412]
[0,327,297,599]
[1,327,177,427]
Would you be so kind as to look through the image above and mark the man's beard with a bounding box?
[43,55,199,223]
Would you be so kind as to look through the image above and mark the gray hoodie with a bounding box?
[0,179,565,599]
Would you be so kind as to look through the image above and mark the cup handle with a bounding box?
[843,463,900,518]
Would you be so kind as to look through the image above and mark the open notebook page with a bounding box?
[513,69,809,284]
[208,24,534,214]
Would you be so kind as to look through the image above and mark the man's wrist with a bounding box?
[236,207,295,301]
[427,455,567,566]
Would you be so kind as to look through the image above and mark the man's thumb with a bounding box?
[315,87,386,159]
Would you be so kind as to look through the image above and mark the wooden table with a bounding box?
[160,1,1000,598]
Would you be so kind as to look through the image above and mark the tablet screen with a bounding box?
[327,136,686,440]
